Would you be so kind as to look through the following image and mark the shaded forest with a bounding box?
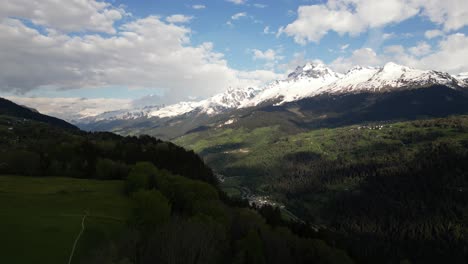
[0,113,353,264]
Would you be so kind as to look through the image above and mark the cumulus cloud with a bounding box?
[252,49,277,61]
[280,0,418,44]
[0,0,126,34]
[329,33,468,74]
[408,42,432,56]
[166,14,193,24]
[425,29,444,39]
[414,33,468,73]
[0,16,279,103]
[281,0,468,44]
[413,0,468,31]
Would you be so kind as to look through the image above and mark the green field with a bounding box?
[0,176,131,264]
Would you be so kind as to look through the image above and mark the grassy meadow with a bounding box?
[0,176,130,264]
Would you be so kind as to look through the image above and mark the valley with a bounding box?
[3,1,468,263]
[4,62,468,263]
[69,62,468,262]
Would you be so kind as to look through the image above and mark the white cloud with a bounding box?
[231,12,247,20]
[384,45,406,54]
[382,32,396,40]
[252,49,277,61]
[0,16,279,103]
[166,14,193,24]
[331,48,381,73]
[263,26,274,35]
[227,0,247,5]
[281,0,468,44]
[192,4,206,10]
[408,42,432,56]
[329,33,468,74]
[425,29,444,39]
[0,0,126,34]
[413,33,468,73]
[413,0,468,31]
[281,0,418,44]
[340,44,350,51]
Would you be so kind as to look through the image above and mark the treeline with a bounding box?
[83,162,354,264]
[270,116,468,263]
[0,116,216,184]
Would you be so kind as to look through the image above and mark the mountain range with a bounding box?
[75,62,468,138]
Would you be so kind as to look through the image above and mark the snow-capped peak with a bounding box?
[455,72,468,86]
[147,86,262,118]
[242,63,343,107]
[288,63,342,80]
[75,63,467,124]
[319,62,461,94]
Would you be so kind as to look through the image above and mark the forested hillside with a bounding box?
[177,115,468,263]
[0,104,353,264]
[0,114,215,184]
[0,98,78,130]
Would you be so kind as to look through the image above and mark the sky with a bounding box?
[1,0,468,119]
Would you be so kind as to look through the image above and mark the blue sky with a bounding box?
[0,0,467,117]
[106,0,467,71]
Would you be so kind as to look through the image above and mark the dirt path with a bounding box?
[67,211,88,264]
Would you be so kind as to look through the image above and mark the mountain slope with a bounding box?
[74,63,468,139]
[176,115,468,263]
[79,86,262,125]
[319,62,461,94]
[241,63,343,107]
[0,97,78,130]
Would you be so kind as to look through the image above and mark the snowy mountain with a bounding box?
[456,72,468,86]
[76,105,163,123]
[145,86,262,118]
[318,62,462,95]
[78,86,262,123]
[76,62,468,125]
[241,63,343,107]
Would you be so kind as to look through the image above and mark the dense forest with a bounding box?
[84,162,353,264]
[0,108,353,264]
[178,115,468,263]
[268,117,468,263]
[0,114,215,184]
